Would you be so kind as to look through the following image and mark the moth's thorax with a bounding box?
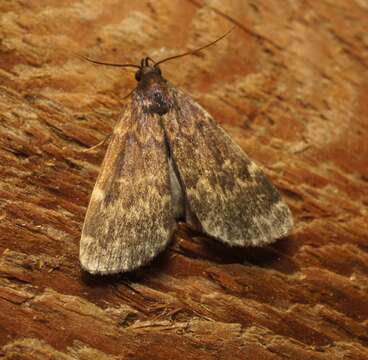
[135,66,173,116]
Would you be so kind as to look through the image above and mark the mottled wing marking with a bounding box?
[80,95,175,274]
[162,87,293,246]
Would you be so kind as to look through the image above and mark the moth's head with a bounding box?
[135,57,163,83]
[134,57,171,116]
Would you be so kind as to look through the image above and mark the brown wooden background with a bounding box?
[0,1,367,359]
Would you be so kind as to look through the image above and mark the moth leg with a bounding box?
[82,134,111,153]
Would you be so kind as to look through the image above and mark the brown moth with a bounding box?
[80,32,293,274]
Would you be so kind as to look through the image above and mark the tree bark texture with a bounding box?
[0,1,367,359]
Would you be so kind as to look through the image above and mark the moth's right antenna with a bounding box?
[154,27,234,67]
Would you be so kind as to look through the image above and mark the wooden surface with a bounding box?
[1,1,368,359]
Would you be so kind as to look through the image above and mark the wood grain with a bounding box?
[0,1,367,359]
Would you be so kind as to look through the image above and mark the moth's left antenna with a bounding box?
[79,55,141,69]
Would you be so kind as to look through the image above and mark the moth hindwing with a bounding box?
[80,57,293,274]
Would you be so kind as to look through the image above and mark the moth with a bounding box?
[80,32,293,274]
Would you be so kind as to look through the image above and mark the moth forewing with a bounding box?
[80,100,176,274]
[161,86,293,247]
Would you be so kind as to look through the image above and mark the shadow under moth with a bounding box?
[80,32,293,275]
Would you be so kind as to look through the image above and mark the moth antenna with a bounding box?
[145,56,156,65]
[79,55,141,69]
[154,27,234,67]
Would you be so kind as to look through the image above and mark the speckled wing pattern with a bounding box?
[162,86,293,246]
[80,96,175,274]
